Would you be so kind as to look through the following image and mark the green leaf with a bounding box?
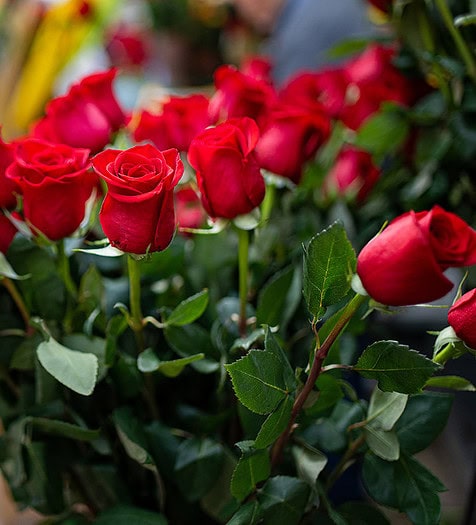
[354,106,410,156]
[105,314,129,366]
[395,392,453,455]
[225,350,289,414]
[0,252,30,280]
[364,426,400,461]
[26,417,100,441]
[255,395,294,449]
[63,334,107,381]
[36,337,98,396]
[303,222,356,319]
[164,323,220,373]
[304,374,344,416]
[112,407,156,470]
[258,476,310,525]
[355,341,440,394]
[174,437,225,502]
[425,375,476,391]
[228,500,263,525]
[338,501,390,524]
[200,449,239,522]
[366,388,408,431]
[362,452,445,525]
[256,266,295,327]
[74,244,124,257]
[264,327,296,390]
[292,445,327,486]
[137,349,204,377]
[94,505,168,525]
[163,289,208,327]
[231,441,271,501]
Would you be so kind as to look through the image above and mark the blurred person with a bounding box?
[232,0,378,85]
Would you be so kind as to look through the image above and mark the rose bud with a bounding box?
[322,146,380,203]
[33,69,126,153]
[6,138,96,241]
[188,117,265,219]
[132,94,211,152]
[254,100,330,184]
[92,144,183,255]
[357,206,476,306]
[448,289,476,349]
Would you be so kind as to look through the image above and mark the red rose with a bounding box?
[175,186,207,235]
[254,100,330,183]
[208,64,277,124]
[357,206,476,306]
[340,44,415,130]
[188,117,265,219]
[240,56,273,82]
[33,69,126,153]
[279,69,348,119]
[322,146,380,202]
[92,144,183,254]
[0,213,18,254]
[0,134,19,210]
[448,289,476,349]
[6,138,95,241]
[132,94,211,152]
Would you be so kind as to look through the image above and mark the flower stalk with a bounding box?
[237,227,250,337]
[1,277,32,335]
[127,255,145,352]
[271,292,367,466]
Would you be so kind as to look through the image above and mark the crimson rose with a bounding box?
[322,146,380,202]
[33,69,126,153]
[254,100,330,183]
[175,185,207,235]
[448,289,476,349]
[208,64,277,124]
[188,117,265,219]
[132,94,211,152]
[92,144,183,254]
[6,138,95,241]
[357,206,476,306]
[0,213,18,254]
[0,134,19,210]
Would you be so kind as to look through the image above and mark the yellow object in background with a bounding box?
[1,0,118,138]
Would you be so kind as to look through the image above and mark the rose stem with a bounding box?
[434,0,476,82]
[57,239,78,298]
[1,277,32,335]
[127,255,144,352]
[433,342,457,366]
[260,182,276,226]
[271,292,367,467]
[237,227,250,338]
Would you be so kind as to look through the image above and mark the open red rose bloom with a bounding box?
[357,206,476,306]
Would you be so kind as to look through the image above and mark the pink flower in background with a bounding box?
[188,117,265,219]
[132,94,211,152]
[6,138,95,241]
[322,146,380,202]
[33,69,126,153]
[357,206,476,306]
